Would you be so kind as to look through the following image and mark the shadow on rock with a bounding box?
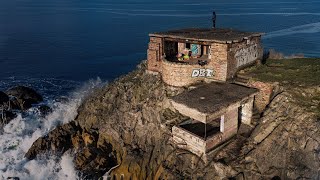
[6,86,43,110]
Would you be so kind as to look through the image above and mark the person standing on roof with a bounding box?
[212,11,216,28]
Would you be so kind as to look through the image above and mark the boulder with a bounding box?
[0,110,16,124]
[25,121,80,160]
[0,91,9,105]
[38,105,52,117]
[6,86,43,110]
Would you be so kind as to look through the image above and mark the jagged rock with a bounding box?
[25,61,320,179]
[213,162,237,178]
[6,86,43,110]
[77,62,320,179]
[25,121,80,160]
[72,133,84,150]
[0,110,17,126]
[82,132,97,147]
[38,105,52,117]
[233,92,320,179]
[74,136,116,179]
[0,91,9,105]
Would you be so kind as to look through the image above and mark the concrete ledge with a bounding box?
[171,101,207,123]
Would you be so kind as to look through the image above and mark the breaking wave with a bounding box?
[0,78,105,180]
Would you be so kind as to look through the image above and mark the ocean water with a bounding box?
[0,0,320,179]
[1,0,320,86]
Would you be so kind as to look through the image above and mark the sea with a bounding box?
[0,0,320,179]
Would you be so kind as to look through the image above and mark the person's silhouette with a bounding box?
[212,11,216,28]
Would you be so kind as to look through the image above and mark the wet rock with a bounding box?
[0,91,9,105]
[72,133,84,150]
[6,86,43,110]
[38,105,52,117]
[75,146,117,180]
[82,132,97,147]
[0,110,17,125]
[25,121,80,160]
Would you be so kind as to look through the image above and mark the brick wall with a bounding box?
[227,36,263,79]
[209,43,228,81]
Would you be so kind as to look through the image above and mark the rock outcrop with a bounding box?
[25,121,80,160]
[1,86,44,132]
[25,61,320,179]
[0,91,9,105]
[228,91,320,179]
[6,86,43,110]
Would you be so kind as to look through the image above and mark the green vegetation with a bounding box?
[244,58,320,86]
[242,58,320,116]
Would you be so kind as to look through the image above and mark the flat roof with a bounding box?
[171,82,258,115]
[150,28,264,43]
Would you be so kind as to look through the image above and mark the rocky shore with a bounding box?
[0,86,51,132]
[17,60,320,179]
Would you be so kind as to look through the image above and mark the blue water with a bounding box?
[1,0,320,95]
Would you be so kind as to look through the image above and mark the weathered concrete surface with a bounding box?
[171,82,257,116]
[150,28,263,43]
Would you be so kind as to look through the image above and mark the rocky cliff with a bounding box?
[26,60,320,179]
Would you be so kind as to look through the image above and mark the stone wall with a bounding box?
[173,105,239,156]
[161,59,215,87]
[147,37,163,72]
[227,36,263,79]
[247,81,274,112]
[172,126,206,157]
[147,36,263,86]
[222,105,239,139]
[209,43,228,81]
[205,133,223,153]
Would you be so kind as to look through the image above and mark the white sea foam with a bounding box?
[264,22,320,39]
[0,78,104,180]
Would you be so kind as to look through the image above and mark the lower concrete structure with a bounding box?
[171,82,257,159]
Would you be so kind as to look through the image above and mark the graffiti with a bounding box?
[235,44,258,67]
[191,69,214,77]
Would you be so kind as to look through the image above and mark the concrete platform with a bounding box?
[171,82,258,123]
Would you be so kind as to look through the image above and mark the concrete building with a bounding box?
[147,28,264,87]
[171,82,257,159]
[146,27,263,160]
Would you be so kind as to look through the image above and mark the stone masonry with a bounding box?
[147,28,263,87]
